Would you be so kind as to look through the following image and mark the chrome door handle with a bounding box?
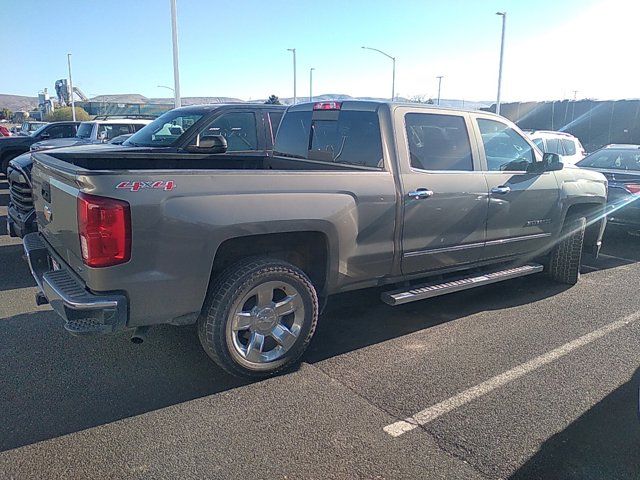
[407,188,434,199]
[490,186,511,195]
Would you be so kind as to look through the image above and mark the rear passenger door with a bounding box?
[473,116,560,260]
[397,108,489,274]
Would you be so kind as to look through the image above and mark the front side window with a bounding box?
[532,138,545,152]
[76,123,94,139]
[200,112,258,152]
[125,110,204,147]
[545,138,562,155]
[268,111,284,143]
[477,118,535,171]
[97,124,132,140]
[405,113,473,171]
[46,124,76,138]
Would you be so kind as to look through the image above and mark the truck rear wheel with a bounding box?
[198,257,318,379]
[547,216,586,285]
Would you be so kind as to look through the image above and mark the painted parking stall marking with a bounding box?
[384,311,640,437]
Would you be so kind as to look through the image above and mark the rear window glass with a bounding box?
[561,138,576,156]
[275,110,383,169]
[405,113,473,171]
[577,150,640,170]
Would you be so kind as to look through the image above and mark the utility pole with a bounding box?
[496,12,507,115]
[309,67,315,102]
[436,76,444,105]
[573,90,578,101]
[67,53,76,121]
[287,48,297,104]
[170,0,182,108]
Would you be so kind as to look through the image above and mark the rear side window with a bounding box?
[561,138,576,156]
[405,113,473,171]
[275,110,384,169]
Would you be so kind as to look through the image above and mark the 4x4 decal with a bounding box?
[116,180,176,192]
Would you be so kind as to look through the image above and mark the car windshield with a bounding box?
[76,123,94,139]
[124,110,204,147]
[577,149,640,171]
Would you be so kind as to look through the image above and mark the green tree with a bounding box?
[45,106,91,122]
[265,95,282,105]
[0,108,12,120]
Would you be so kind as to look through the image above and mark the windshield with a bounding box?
[125,110,203,147]
[76,123,94,139]
[577,149,640,171]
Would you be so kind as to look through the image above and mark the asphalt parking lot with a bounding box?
[0,175,638,480]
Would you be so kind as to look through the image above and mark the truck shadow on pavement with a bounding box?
[510,366,640,480]
[0,243,39,290]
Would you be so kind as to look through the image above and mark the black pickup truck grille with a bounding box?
[7,165,34,214]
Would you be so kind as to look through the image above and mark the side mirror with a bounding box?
[542,152,563,171]
[185,134,228,154]
[527,153,563,173]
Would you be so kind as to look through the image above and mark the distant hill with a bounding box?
[0,94,39,112]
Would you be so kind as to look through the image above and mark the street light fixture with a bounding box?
[436,76,444,106]
[287,48,297,105]
[158,85,177,108]
[309,68,315,102]
[495,11,507,115]
[361,46,396,101]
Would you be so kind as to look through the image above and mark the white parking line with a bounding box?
[384,312,640,437]
[598,253,637,263]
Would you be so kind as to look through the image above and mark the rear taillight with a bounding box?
[77,192,131,267]
[625,184,640,195]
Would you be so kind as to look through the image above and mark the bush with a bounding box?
[46,106,91,122]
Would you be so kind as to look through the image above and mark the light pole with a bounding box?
[67,53,76,121]
[436,75,444,105]
[361,46,395,101]
[170,0,182,108]
[309,67,315,102]
[287,48,297,104]
[495,11,507,115]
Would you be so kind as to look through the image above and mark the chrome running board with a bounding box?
[381,263,544,306]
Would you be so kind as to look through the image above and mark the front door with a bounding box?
[473,116,561,260]
[399,110,489,274]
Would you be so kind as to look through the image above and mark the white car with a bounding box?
[524,130,586,165]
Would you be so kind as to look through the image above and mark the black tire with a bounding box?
[547,216,586,285]
[198,257,318,379]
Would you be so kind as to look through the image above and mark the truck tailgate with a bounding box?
[31,153,85,275]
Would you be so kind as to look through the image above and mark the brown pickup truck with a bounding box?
[23,101,607,378]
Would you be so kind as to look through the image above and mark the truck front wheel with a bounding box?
[547,216,586,285]
[198,257,319,378]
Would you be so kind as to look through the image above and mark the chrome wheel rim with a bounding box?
[227,280,305,367]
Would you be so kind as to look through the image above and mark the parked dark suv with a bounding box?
[0,121,79,174]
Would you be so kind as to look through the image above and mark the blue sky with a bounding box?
[2,0,636,101]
